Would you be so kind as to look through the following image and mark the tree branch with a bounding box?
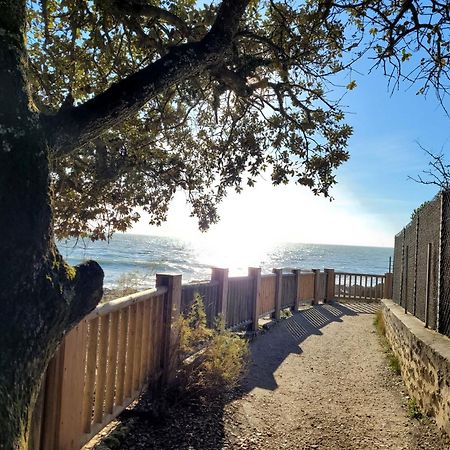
[42,0,250,156]
[112,0,190,37]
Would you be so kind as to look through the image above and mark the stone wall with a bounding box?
[382,299,450,435]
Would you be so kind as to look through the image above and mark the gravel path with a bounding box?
[226,302,450,450]
[95,302,450,450]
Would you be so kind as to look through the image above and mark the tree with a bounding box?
[409,146,450,190]
[1,0,449,447]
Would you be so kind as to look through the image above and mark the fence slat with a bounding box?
[41,346,65,450]
[93,315,110,424]
[124,305,137,399]
[81,318,99,434]
[105,311,119,415]
[132,302,144,393]
[115,308,128,407]
[140,300,151,385]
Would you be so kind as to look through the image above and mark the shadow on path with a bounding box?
[246,302,379,392]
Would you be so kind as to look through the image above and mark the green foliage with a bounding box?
[407,398,424,420]
[25,0,355,240]
[411,201,431,220]
[21,0,450,240]
[176,294,249,400]
[178,293,213,355]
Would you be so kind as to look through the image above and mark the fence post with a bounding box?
[324,268,335,303]
[272,268,283,320]
[312,269,321,305]
[211,267,229,329]
[384,272,393,299]
[292,269,301,311]
[156,273,182,385]
[248,267,262,332]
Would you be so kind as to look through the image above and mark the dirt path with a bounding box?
[96,303,450,450]
[226,302,450,450]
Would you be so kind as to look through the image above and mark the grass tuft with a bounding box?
[373,309,401,375]
[407,398,424,420]
[373,309,386,336]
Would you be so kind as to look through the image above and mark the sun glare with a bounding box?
[131,177,395,254]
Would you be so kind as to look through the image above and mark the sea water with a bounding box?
[58,234,393,289]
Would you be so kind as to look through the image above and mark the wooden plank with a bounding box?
[132,302,145,393]
[146,299,156,381]
[140,300,151,385]
[156,295,165,375]
[41,344,65,450]
[273,269,283,320]
[81,318,99,434]
[58,322,88,450]
[93,314,110,424]
[249,268,261,331]
[31,371,46,450]
[337,274,341,300]
[124,304,137,399]
[85,287,168,320]
[115,308,128,407]
[105,311,119,415]
[211,268,229,325]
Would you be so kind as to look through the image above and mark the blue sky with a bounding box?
[341,65,449,231]
[132,61,450,248]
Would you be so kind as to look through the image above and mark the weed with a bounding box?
[280,308,293,319]
[373,309,386,336]
[407,398,423,420]
[387,352,402,375]
[373,309,401,375]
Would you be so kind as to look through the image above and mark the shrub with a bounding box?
[175,293,249,401]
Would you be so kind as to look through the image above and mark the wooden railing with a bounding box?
[32,267,392,450]
[32,276,180,450]
[334,272,391,301]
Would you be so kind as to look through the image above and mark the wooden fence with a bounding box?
[334,272,392,301]
[32,267,391,450]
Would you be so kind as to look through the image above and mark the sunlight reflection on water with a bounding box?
[58,234,393,288]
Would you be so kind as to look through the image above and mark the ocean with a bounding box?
[58,234,394,289]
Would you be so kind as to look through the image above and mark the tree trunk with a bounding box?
[0,2,104,448]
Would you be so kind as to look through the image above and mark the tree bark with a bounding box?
[0,2,103,448]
